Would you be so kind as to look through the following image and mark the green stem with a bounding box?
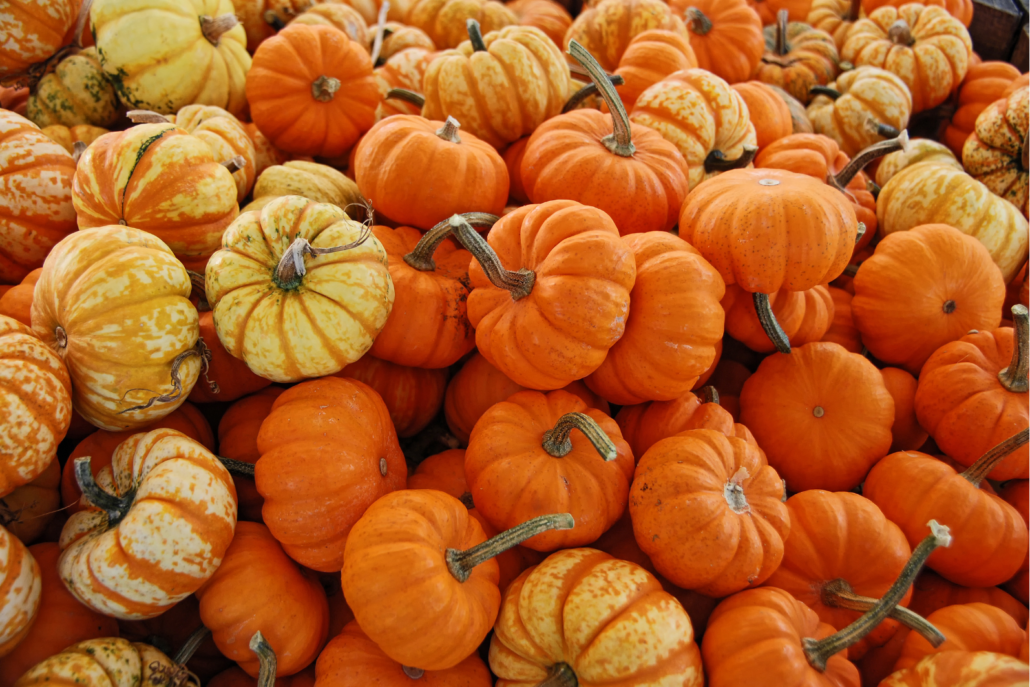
[74,456,134,527]
[830,131,909,191]
[250,632,276,687]
[820,579,945,647]
[567,40,635,157]
[448,214,535,300]
[998,305,1028,393]
[753,292,791,354]
[561,74,625,114]
[541,413,617,460]
[810,86,841,100]
[960,429,1030,487]
[697,386,720,405]
[446,513,574,582]
[403,213,498,271]
[466,18,487,51]
[685,7,712,35]
[385,88,425,108]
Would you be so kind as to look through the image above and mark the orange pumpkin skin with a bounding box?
[707,358,753,421]
[962,86,1029,215]
[740,342,894,492]
[218,388,284,524]
[754,20,840,106]
[0,460,60,545]
[409,449,471,504]
[402,0,517,50]
[762,491,914,661]
[822,285,863,352]
[733,81,794,149]
[563,0,688,73]
[354,115,508,231]
[502,136,530,203]
[507,0,571,47]
[612,29,698,108]
[943,62,1022,157]
[255,377,407,572]
[584,232,725,405]
[616,391,760,458]
[895,603,1026,672]
[247,24,379,158]
[852,224,1006,374]
[861,0,973,26]
[864,451,1028,587]
[673,0,764,86]
[998,480,1028,603]
[722,283,834,353]
[881,367,929,452]
[910,570,1029,626]
[914,327,1029,481]
[678,168,858,294]
[196,522,329,677]
[465,390,634,551]
[374,48,434,121]
[0,269,41,327]
[342,489,500,671]
[210,666,316,687]
[0,0,79,77]
[702,587,858,687]
[334,354,448,438]
[189,311,271,404]
[749,0,814,23]
[630,429,789,597]
[466,201,636,389]
[879,651,1029,687]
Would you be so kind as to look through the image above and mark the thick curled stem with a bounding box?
[998,305,1028,392]
[567,40,635,156]
[685,7,712,35]
[697,386,720,405]
[810,85,842,100]
[803,521,952,671]
[831,131,909,191]
[127,110,172,124]
[561,74,625,114]
[466,18,487,51]
[754,292,791,354]
[541,413,618,460]
[775,9,789,56]
[369,1,390,65]
[74,456,134,527]
[118,339,213,414]
[960,429,1030,487]
[201,14,239,45]
[403,213,499,271]
[448,214,535,300]
[385,88,426,107]
[538,663,578,687]
[446,513,575,582]
[821,579,945,647]
[250,632,277,687]
[704,145,758,173]
[274,229,372,290]
[174,626,211,665]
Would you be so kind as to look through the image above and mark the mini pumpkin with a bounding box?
[0,525,41,657]
[880,651,1029,687]
[881,367,929,452]
[862,0,972,25]
[0,460,60,545]
[290,2,370,45]
[874,138,961,186]
[807,0,864,50]
[564,0,688,72]
[0,0,79,78]
[217,387,283,523]
[373,47,433,120]
[733,80,794,149]
[245,161,364,214]
[722,283,835,353]
[507,0,572,47]
[26,48,120,129]
[943,61,1022,157]
[753,11,840,105]
[335,354,448,437]
[402,0,517,49]
[673,0,764,85]
[962,86,1028,215]
[161,105,257,203]
[378,22,437,61]
[894,603,1026,672]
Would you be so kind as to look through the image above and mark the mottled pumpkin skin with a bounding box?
[170,105,257,203]
[754,20,840,105]
[489,548,704,687]
[879,651,1029,687]
[862,0,973,26]
[962,86,1029,216]
[403,0,516,49]
[26,48,121,129]
[507,0,572,48]
[290,3,370,46]
[378,22,437,61]
[806,67,912,158]
[807,0,862,50]
[374,48,434,120]
[0,525,41,658]
[564,0,688,72]
[875,138,961,186]
[943,62,1022,157]
[0,0,79,78]
[13,638,182,687]
[895,603,1026,672]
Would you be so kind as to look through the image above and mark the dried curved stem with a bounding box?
[869,120,901,138]
[775,10,790,56]
[369,1,390,66]
[174,626,211,665]
[72,141,87,164]
[541,413,618,460]
[127,110,172,124]
[830,130,909,190]
[810,85,842,100]
[567,40,635,157]
[998,305,1028,392]
[704,145,758,173]
[221,155,246,174]
[821,579,945,647]
[754,293,791,354]
[448,215,535,300]
[538,663,578,687]
[218,456,256,478]
[249,632,277,687]
[561,74,625,114]
[697,386,720,405]
[960,429,1030,487]
[118,339,213,414]
[403,213,499,271]
[466,18,487,51]
[312,75,341,102]
[201,14,239,45]
[385,88,426,108]
[854,222,866,246]
[274,230,372,289]
[74,456,135,527]
[446,513,574,582]
[685,7,712,35]
[846,0,861,21]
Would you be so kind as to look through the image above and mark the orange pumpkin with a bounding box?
[943,61,1022,157]
[749,0,814,23]
[0,525,41,657]
[402,0,517,50]
[881,367,929,452]
[672,0,764,86]
[563,0,688,73]
[998,479,1028,604]
[0,460,60,545]
[378,22,437,62]
[374,47,433,120]
[733,80,794,149]
[506,0,571,47]
[334,354,448,438]
[722,283,835,353]
[408,449,472,506]
[707,358,754,421]
[880,651,1029,687]
[962,86,1028,215]
[602,29,699,108]
[0,269,42,326]
[0,0,79,78]
[894,603,1026,672]
[753,11,840,105]
[189,311,272,404]
[218,388,283,524]
[807,0,864,50]
[861,0,973,26]
[822,285,864,351]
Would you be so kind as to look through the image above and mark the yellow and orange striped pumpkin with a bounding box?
[167,105,258,203]
[0,0,79,78]
[0,524,41,657]
[13,637,183,687]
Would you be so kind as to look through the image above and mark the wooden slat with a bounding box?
[970,0,1023,61]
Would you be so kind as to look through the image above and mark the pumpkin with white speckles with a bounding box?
[0,0,79,79]
[0,525,41,658]
[13,637,185,687]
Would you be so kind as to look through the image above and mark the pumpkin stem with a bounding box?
[118,339,213,414]
[830,130,909,190]
[466,18,487,51]
[846,0,861,21]
[704,145,759,173]
[127,110,172,124]
[753,292,791,354]
[312,75,342,102]
[809,85,842,100]
[843,264,859,277]
[867,179,881,198]
[217,456,255,478]
[803,520,952,671]
[775,9,789,56]
[541,412,618,460]
[697,385,720,405]
[72,140,87,164]
[538,663,578,687]
[187,270,210,311]
[173,626,211,665]
[273,229,372,290]
[821,579,945,647]
[385,88,426,108]
[567,40,635,157]
[724,467,752,514]
[959,428,1030,487]
[70,0,94,50]
[887,19,915,47]
[448,214,536,300]
[998,305,1029,393]
[403,212,499,271]
[685,7,712,35]
[249,632,277,687]
[370,1,390,65]
[867,120,901,139]
[561,74,625,114]
[73,456,135,527]
[263,10,287,31]
[854,222,867,246]
[221,155,246,174]
[437,116,462,143]
[446,513,575,582]
[200,13,239,45]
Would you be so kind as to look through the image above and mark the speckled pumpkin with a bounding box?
[962,86,1028,215]
[244,161,364,215]
[807,0,864,50]
[0,525,41,657]
[753,13,840,105]
[374,47,434,120]
[26,48,121,129]
[403,0,517,49]
[13,637,183,687]
[0,1,79,78]
[290,2,370,46]
[564,0,689,72]
[943,61,1022,157]
[874,138,961,186]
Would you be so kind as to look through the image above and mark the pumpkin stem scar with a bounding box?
[723,467,751,514]
[998,305,1029,393]
[249,631,277,687]
[697,385,720,405]
[445,513,574,582]
[541,412,618,460]
[753,292,791,354]
[774,10,789,56]
[887,19,915,47]
[402,665,425,679]
[466,19,488,52]
[561,74,625,114]
[941,299,956,314]
[73,456,136,527]
[200,13,240,46]
[370,1,390,66]
[448,214,536,299]
[803,520,952,671]
[217,456,255,478]
[830,131,909,191]
[810,86,842,101]
[704,145,758,173]
[117,339,213,414]
[274,226,373,290]
[812,406,825,418]
[311,75,341,102]
[538,662,578,687]
[685,7,712,36]
[820,579,946,647]
[404,213,499,271]
[385,88,426,108]
[174,626,211,665]
[960,428,1030,487]
[567,41,636,157]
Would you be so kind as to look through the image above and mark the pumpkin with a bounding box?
[242,122,289,177]
[13,638,187,687]
[334,354,448,437]
[762,490,915,660]
[0,460,59,545]
[630,428,789,597]
[489,548,704,687]
[520,43,690,235]
[913,310,1028,481]
[160,105,257,203]
[943,61,1022,157]
[876,162,1029,283]
[740,342,894,492]
[374,47,433,120]
[0,269,39,327]
[821,287,868,356]
[749,0,815,23]
[962,86,1028,215]
[463,201,635,389]
[245,161,364,214]
[564,0,688,72]
[211,666,315,687]
[247,24,379,158]
[218,387,283,523]
[0,0,79,78]
[58,428,237,619]
[231,0,334,51]
[584,232,726,405]
[403,0,517,49]
[91,0,251,116]
[507,0,571,47]
[807,0,864,50]
[909,570,1029,625]
[423,24,571,150]
[754,11,840,105]
[314,620,492,686]
[0,86,29,115]
[465,389,634,550]
[188,312,271,405]
[998,480,1028,603]
[861,0,973,26]
[707,358,753,421]
[72,123,240,272]
[342,489,572,670]
[894,603,1026,671]
[672,0,764,86]
[196,522,329,677]
[879,651,1029,687]
[851,223,1006,373]
[205,195,394,383]
[874,137,961,185]
[354,115,508,230]
[25,48,120,129]
[595,29,699,109]
[841,4,971,113]
[255,377,406,572]
[290,3,370,46]
[39,124,108,154]
[409,449,473,506]
[502,136,530,203]
[723,283,835,353]
[33,227,206,431]
[806,68,912,160]
[0,542,118,687]
[0,111,76,284]
[378,22,437,62]
[881,367,929,452]
[0,524,41,657]
[733,80,794,149]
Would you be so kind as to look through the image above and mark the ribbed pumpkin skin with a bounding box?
[188,311,271,404]
[26,48,121,129]
[13,638,181,687]
[0,0,78,77]
[32,227,202,431]
[374,48,433,120]
[630,69,758,191]
[749,0,814,23]
[616,391,759,457]
[233,0,329,51]
[862,0,972,26]
[217,387,283,523]
[673,0,764,86]
[722,283,834,353]
[242,122,288,177]
[943,62,1022,156]
[91,0,251,116]
[40,125,109,154]
[880,367,928,452]
[0,525,41,657]
[334,354,448,437]
[0,460,60,544]
[895,603,1026,672]
[0,111,77,284]
[246,161,363,214]
[72,123,240,272]
[733,81,793,149]
[962,86,1029,215]
[585,232,726,405]
[877,162,1029,283]
[205,196,394,384]
[914,327,1028,481]
[842,4,971,113]
[58,429,237,619]
[564,0,688,72]
[170,105,257,203]
[879,651,1029,687]
[408,449,470,502]
[807,67,912,158]
[489,548,704,687]
[754,21,840,105]
[423,26,570,149]
[507,0,572,48]
[875,139,961,186]
[290,3,370,45]
[807,0,862,50]
[612,30,698,108]
[379,22,437,61]
[256,377,407,572]
[0,316,71,499]
[404,0,517,49]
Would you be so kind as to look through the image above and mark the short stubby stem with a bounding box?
[724,467,751,514]
[538,663,578,687]
[127,110,172,124]
[446,513,574,582]
[437,116,462,143]
[466,18,487,51]
[541,412,618,460]
[201,14,240,45]
[810,86,842,100]
[685,7,712,35]
[312,75,341,102]
[960,429,1030,487]
[888,19,915,46]
[704,145,758,173]
[998,305,1028,392]
[753,292,791,354]
[821,578,945,647]
[448,215,535,300]
[567,40,635,157]
[404,213,499,271]
[697,385,719,405]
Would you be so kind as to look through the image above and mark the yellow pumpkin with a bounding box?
[205,195,394,383]
[25,48,122,129]
[31,227,202,431]
[807,66,912,157]
[40,124,109,154]
[243,160,365,214]
[0,525,40,658]
[13,638,181,687]
[159,106,257,202]
[807,0,864,50]
[91,0,251,117]
[290,2,371,47]
[403,0,517,49]
[962,86,1029,216]
[874,137,961,186]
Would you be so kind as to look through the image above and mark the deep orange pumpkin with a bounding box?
[334,354,448,438]
[218,387,285,523]
[894,602,1026,672]
[671,0,764,85]
[733,80,794,149]
[943,62,1022,157]
[822,285,864,352]
[722,283,835,353]
[998,479,1028,604]
[881,367,929,452]
[189,310,271,404]
[0,269,41,327]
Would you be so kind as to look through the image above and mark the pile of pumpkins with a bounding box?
[0,0,1028,685]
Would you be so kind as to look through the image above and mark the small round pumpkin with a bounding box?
[862,0,973,26]
[563,0,688,73]
[378,22,437,61]
[290,2,370,46]
[507,0,571,48]
[733,80,794,149]
[673,0,764,86]
[962,86,1028,215]
[753,11,840,105]
[25,48,121,129]
[13,638,189,687]
[166,105,258,203]
[943,61,1022,157]
[875,138,961,186]
[894,602,1026,672]
[0,0,79,78]
[601,29,699,108]
[807,0,864,50]
[616,389,759,457]
[722,283,835,353]
[403,0,517,49]
[245,161,364,214]
[880,650,1029,687]
[334,354,448,437]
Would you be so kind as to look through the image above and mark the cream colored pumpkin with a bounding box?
[874,137,960,186]
[40,124,110,154]
[806,66,912,157]
[26,48,122,129]
[0,525,41,657]
[290,2,371,47]
[242,161,365,213]
[13,638,181,687]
